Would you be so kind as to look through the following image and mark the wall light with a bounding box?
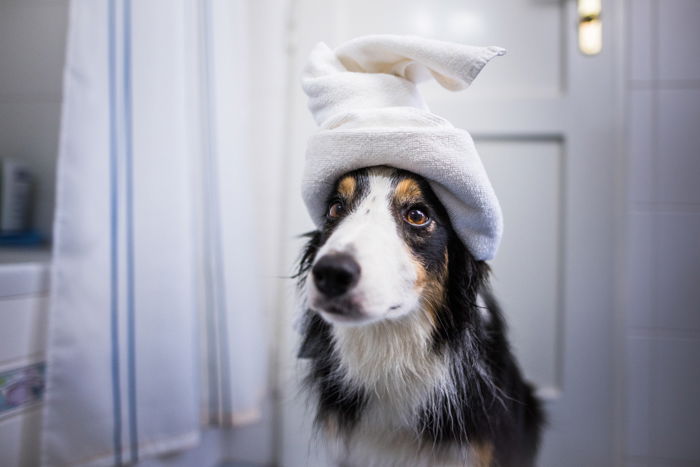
[578,0,602,55]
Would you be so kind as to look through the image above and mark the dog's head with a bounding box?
[299,166,471,326]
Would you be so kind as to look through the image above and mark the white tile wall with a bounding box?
[624,0,700,465]
[0,3,68,98]
[656,89,700,205]
[626,90,654,204]
[654,213,700,331]
[623,212,653,328]
[0,1,69,238]
[652,338,700,461]
[627,0,653,82]
[624,336,651,458]
[658,0,700,82]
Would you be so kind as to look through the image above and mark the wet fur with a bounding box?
[296,168,544,466]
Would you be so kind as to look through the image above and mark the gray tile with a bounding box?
[217,462,266,467]
[656,89,700,205]
[625,336,652,458]
[627,89,654,203]
[652,338,700,461]
[654,212,700,331]
[627,0,654,81]
[625,211,654,329]
[651,461,700,467]
[658,0,700,81]
[0,3,69,99]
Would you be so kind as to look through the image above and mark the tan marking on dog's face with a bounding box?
[337,175,357,201]
[470,442,494,467]
[393,178,423,205]
[393,174,450,326]
[410,255,432,325]
[393,176,438,234]
[415,249,448,327]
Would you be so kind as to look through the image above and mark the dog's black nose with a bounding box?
[312,253,361,298]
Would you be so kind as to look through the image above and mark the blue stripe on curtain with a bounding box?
[43,1,201,463]
[107,0,123,464]
[123,0,139,461]
[108,0,138,462]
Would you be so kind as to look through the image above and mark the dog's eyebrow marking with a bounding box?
[394,178,423,204]
[337,175,356,200]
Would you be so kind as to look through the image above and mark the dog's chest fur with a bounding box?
[332,308,447,424]
[326,311,488,466]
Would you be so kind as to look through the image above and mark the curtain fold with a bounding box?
[197,0,269,428]
[43,0,274,464]
[43,0,199,465]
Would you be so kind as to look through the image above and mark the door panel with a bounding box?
[480,140,563,393]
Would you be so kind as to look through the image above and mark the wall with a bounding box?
[0,0,69,238]
[623,0,700,465]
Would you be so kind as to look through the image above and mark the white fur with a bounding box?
[307,168,420,325]
[330,311,464,467]
[333,308,449,422]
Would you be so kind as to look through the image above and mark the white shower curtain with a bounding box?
[196,0,270,428]
[42,0,272,465]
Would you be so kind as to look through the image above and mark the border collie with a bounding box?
[296,166,544,467]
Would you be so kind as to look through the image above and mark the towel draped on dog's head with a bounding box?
[301,35,505,260]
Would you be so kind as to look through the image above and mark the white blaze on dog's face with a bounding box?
[307,167,450,325]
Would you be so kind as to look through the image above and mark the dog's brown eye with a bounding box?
[328,201,345,219]
[405,208,430,226]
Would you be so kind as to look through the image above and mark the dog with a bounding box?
[296,166,544,467]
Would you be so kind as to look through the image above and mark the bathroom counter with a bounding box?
[0,247,50,467]
[0,247,51,297]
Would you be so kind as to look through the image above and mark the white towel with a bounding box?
[301,35,505,260]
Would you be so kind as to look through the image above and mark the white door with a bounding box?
[279,1,620,465]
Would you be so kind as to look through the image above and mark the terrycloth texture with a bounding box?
[301,35,505,260]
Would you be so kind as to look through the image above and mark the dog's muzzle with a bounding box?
[312,253,361,303]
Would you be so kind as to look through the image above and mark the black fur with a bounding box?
[296,168,544,466]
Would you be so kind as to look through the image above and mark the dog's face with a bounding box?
[306,166,452,325]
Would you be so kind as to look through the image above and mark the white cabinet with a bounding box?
[0,250,50,467]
